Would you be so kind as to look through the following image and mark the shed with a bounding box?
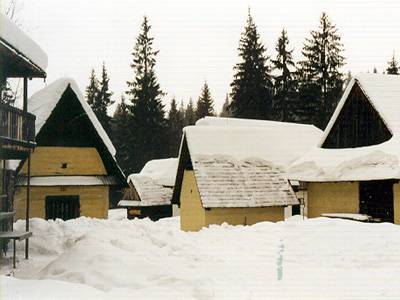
[289,73,400,223]
[173,117,322,231]
[14,78,126,221]
[118,158,178,220]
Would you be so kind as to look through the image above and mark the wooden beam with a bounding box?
[25,152,30,259]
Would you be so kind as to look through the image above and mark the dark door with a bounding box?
[45,195,80,221]
[359,180,394,222]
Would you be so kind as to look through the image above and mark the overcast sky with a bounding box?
[11,0,400,112]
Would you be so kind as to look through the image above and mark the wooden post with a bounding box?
[13,239,16,268]
[24,77,30,260]
[25,153,30,259]
[23,77,28,113]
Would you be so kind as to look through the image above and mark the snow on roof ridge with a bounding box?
[0,13,48,71]
[319,73,400,147]
[197,116,320,130]
[29,77,116,157]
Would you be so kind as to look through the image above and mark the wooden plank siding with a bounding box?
[322,83,392,149]
[19,147,107,176]
[14,185,109,220]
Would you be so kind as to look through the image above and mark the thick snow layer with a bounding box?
[123,158,177,206]
[29,78,116,157]
[126,174,173,206]
[184,124,321,168]
[139,158,178,187]
[290,74,400,182]
[2,214,400,299]
[0,14,48,71]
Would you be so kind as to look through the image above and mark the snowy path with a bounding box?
[1,210,400,299]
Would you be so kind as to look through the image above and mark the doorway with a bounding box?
[359,180,394,222]
[45,195,80,220]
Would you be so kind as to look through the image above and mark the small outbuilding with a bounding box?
[289,73,400,224]
[14,78,126,220]
[118,158,178,220]
[172,117,322,231]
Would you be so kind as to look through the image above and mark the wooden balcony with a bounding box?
[0,103,36,159]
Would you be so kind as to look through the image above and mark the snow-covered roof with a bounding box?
[16,176,117,187]
[140,158,178,187]
[0,13,48,72]
[125,175,173,206]
[289,73,400,182]
[29,78,116,157]
[186,120,322,168]
[123,158,178,206]
[173,119,321,208]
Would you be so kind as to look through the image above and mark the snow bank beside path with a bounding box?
[2,214,400,299]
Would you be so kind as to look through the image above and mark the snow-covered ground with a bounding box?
[2,209,400,299]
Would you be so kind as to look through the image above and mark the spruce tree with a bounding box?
[386,53,399,75]
[297,12,345,128]
[97,62,114,134]
[271,29,297,122]
[196,81,215,120]
[167,98,185,156]
[111,95,131,173]
[185,98,196,126]
[86,68,99,108]
[229,11,273,120]
[126,16,167,173]
[220,94,232,117]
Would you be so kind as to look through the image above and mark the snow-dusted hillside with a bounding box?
[2,210,400,299]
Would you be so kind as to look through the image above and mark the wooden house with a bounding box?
[0,14,47,266]
[118,158,178,220]
[289,74,400,224]
[172,117,322,231]
[14,78,126,221]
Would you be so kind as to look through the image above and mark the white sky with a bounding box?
[11,0,400,113]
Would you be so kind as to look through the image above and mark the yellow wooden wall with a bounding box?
[180,170,205,231]
[180,170,285,232]
[307,182,359,218]
[392,183,400,225]
[19,147,107,176]
[14,185,109,220]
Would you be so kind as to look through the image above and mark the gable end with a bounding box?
[322,82,392,149]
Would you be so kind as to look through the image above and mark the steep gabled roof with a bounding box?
[320,73,400,146]
[29,77,116,157]
[289,73,400,182]
[173,119,322,208]
[26,77,126,186]
[0,13,47,77]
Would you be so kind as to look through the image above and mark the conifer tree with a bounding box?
[220,94,232,117]
[125,16,167,173]
[386,53,399,75]
[196,81,215,120]
[86,68,99,107]
[271,29,297,122]
[373,66,378,74]
[167,98,185,156]
[297,12,345,128]
[229,11,273,119]
[112,95,131,173]
[185,98,196,126]
[97,62,114,134]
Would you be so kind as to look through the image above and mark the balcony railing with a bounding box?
[0,103,35,148]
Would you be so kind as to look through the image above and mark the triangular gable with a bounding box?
[320,77,392,149]
[27,78,126,186]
